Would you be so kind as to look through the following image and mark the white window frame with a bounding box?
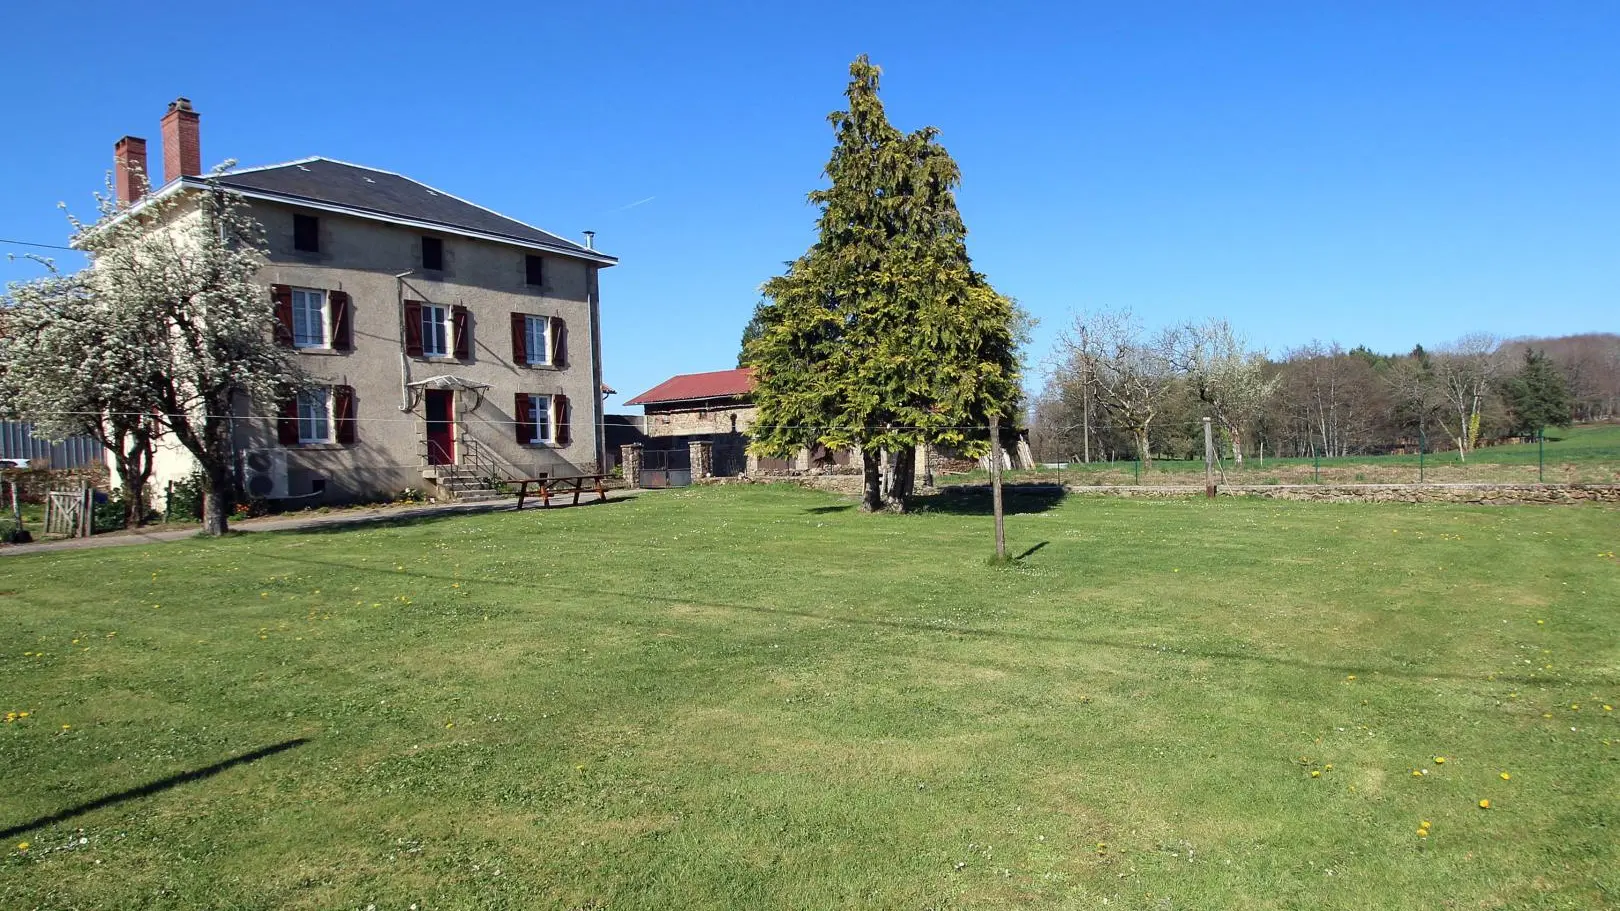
[297,388,333,444]
[528,393,553,445]
[291,287,327,349]
[422,304,449,357]
[524,315,551,366]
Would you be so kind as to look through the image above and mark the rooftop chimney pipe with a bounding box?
[582,230,595,250]
[160,97,201,184]
[114,136,148,207]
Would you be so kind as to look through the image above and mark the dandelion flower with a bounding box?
[61,724,70,730]
[1311,770,1321,778]
[1604,705,1613,712]
[1500,772,1511,781]
[1325,764,1333,771]
[1433,756,1446,765]
[1416,828,1428,837]
[1478,799,1490,809]
[16,842,28,851]
[1420,820,1432,829]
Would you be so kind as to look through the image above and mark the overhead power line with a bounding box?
[0,238,75,252]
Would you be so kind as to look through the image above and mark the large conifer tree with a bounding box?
[747,56,1021,511]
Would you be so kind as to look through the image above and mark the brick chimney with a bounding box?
[113,136,148,206]
[160,97,201,184]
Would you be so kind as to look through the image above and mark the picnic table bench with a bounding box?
[513,474,611,510]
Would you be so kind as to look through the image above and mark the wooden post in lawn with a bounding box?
[989,412,1006,560]
[1203,417,1216,499]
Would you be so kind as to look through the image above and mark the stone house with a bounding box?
[105,98,615,504]
[622,368,855,484]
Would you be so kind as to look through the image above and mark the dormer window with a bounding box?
[293,214,319,253]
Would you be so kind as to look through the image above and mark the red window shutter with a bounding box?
[550,316,568,368]
[452,305,471,360]
[513,393,532,444]
[277,396,299,445]
[555,394,571,447]
[271,284,294,347]
[510,312,528,364]
[403,300,423,357]
[329,291,353,351]
[334,385,357,444]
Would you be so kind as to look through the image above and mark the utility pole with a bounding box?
[1082,364,1091,464]
[1203,417,1215,499]
[989,412,1006,560]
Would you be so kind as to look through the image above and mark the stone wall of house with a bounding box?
[643,403,757,438]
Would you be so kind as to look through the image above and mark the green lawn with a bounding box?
[998,421,1620,486]
[2,486,1616,910]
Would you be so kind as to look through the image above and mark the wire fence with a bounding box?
[1023,423,1620,487]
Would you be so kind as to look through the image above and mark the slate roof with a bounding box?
[624,368,756,406]
[203,158,614,263]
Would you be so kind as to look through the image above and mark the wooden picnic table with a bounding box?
[513,474,611,510]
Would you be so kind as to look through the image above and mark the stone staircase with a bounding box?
[423,464,506,503]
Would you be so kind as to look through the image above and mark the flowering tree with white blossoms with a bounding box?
[21,169,305,535]
[0,265,163,525]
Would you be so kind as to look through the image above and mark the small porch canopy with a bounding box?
[406,375,491,410]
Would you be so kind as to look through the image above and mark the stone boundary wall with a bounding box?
[1060,482,1620,505]
[702,476,1620,506]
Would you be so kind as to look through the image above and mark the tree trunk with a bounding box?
[886,444,916,512]
[859,446,883,513]
[1229,427,1245,466]
[118,428,155,527]
[199,458,234,536]
[1133,427,1152,465]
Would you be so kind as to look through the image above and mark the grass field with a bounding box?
[2,486,1616,909]
[992,422,1620,487]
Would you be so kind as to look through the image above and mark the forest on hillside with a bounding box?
[1027,317,1618,464]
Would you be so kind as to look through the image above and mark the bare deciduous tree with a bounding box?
[1173,318,1277,464]
[1055,309,1179,464]
[1430,333,1505,461]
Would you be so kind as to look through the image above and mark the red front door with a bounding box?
[426,390,455,465]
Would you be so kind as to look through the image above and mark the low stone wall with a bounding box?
[1059,482,1620,505]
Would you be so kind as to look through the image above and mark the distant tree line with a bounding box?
[1029,312,1614,464]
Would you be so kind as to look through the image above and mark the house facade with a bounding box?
[623,368,853,484]
[109,99,615,504]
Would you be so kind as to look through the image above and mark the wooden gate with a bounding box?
[44,488,92,537]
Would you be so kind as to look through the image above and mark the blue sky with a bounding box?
[2,1,1615,410]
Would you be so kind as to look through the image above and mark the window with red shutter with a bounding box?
[554,394,571,447]
[513,392,532,444]
[452,305,470,360]
[403,301,423,357]
[329,291,353,351]
[510,312,527,364]
[334,385,357,443]
[550,316,567,368]
[277,396,299,445]
[271,285,294,347]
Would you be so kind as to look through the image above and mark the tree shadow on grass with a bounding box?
[260,551,1606,689]
[262,496,637,537]
[1015,541,1049,561]
[911,484,1067,516]
[806,504,856,515]
[0,738,310,840]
